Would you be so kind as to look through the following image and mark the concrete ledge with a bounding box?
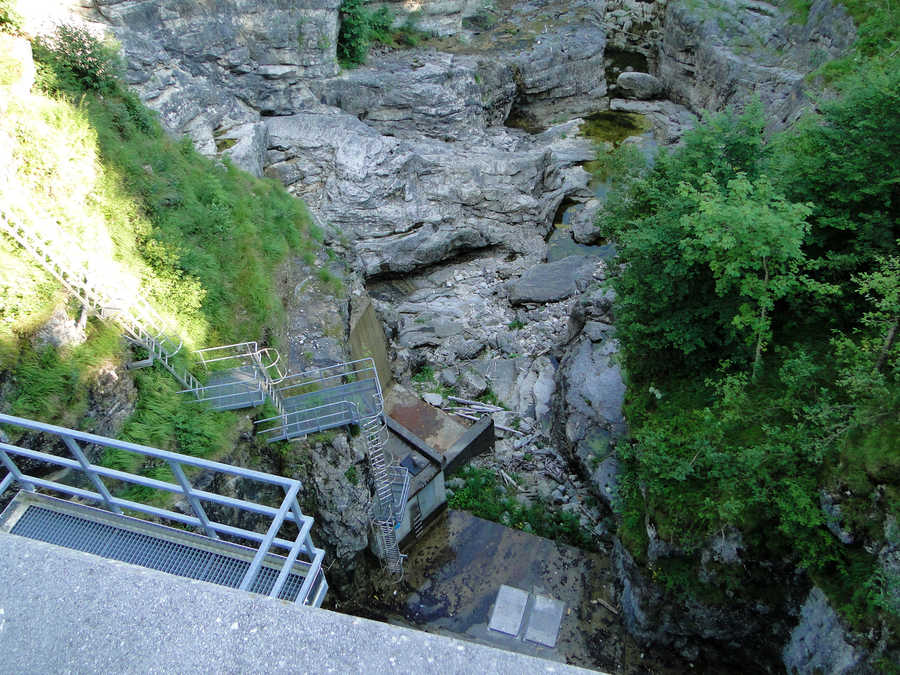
[445,416,495,475]
[387,415,445,467]
[0,533,594,674]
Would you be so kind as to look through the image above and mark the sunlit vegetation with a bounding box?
[0,25,323,465]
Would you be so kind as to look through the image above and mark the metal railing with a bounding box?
[0,413,326,605]
[183,342,288,414]
[0,210,199,392]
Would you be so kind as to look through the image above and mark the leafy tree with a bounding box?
[600,104,812,377]
[678,173,812,377]
[775,66,900,296]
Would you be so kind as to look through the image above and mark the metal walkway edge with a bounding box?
[0,413,327,605]
[0,209,200,392]
[2,493,328,606]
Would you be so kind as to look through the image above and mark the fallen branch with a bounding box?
[499,468,519,488]
[514,433,538,449]
[593,597,618,615]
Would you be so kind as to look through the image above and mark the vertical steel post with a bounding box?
[267,508,312,600]
[62,436,122,515]
[238,481,300,591]
[168,461,219,540]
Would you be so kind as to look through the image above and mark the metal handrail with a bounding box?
[255,347,285,383]
[256,400,359,436]
[0,413,326,604]
[194,341,259,366]
[0,210,193,388]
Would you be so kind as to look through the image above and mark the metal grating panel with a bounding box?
[11,506,310,602]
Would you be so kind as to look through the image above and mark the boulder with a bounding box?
[570,198,604,245]
[216,121,269,177]
[616,72,663,100]
[508,255,596,305]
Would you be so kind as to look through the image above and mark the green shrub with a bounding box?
[344,465,359,485]
[33,24,122,94]
[337,0,427,67]
[0,0,22,34]
[448,466,594,549]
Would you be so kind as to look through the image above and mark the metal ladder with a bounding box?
[411,501,425,539]
[363,415,404,577]
[0,210,200,392]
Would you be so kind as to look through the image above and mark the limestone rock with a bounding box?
[657,0,856,129]
[551,282,625,507]
[570,198,604,245]
[212,121,268,177]
[310,52,486,141]
[610,98,698,145]
[34,307,86,350]
[266,108,593,277]
[508,255,597,305]
[782,587,862,674]
[87,0,338,151]
[423,392,444,407]
[616,72,663,99]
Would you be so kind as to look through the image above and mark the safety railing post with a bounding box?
[62,435,122,515]
[167,461,219,540]
[238,482,300,591]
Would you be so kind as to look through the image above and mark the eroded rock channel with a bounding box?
[79,0,862,671]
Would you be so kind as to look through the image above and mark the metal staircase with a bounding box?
[0,210,200,392]
[1,211,409,576]
[256,360,410,577]
[364,416,405,576]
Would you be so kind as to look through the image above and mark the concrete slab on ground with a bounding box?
[489,585,529,637]
[524,594,565,647]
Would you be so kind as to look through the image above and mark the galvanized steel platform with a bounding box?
[0,492,327,606]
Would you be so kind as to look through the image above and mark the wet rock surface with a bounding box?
[367,510,711,674]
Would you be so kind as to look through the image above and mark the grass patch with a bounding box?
[6,321,124,428]
[449,466,595,550]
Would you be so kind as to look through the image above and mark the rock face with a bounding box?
[85,0,340,163]
[657,0,857,128]
[782,587,862,674]
[613,538,798,667]
[310,52,487,141]
[265,101,595,276]
[551,283,626,508]
[603,0,668,56]
[373,0,483,37]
